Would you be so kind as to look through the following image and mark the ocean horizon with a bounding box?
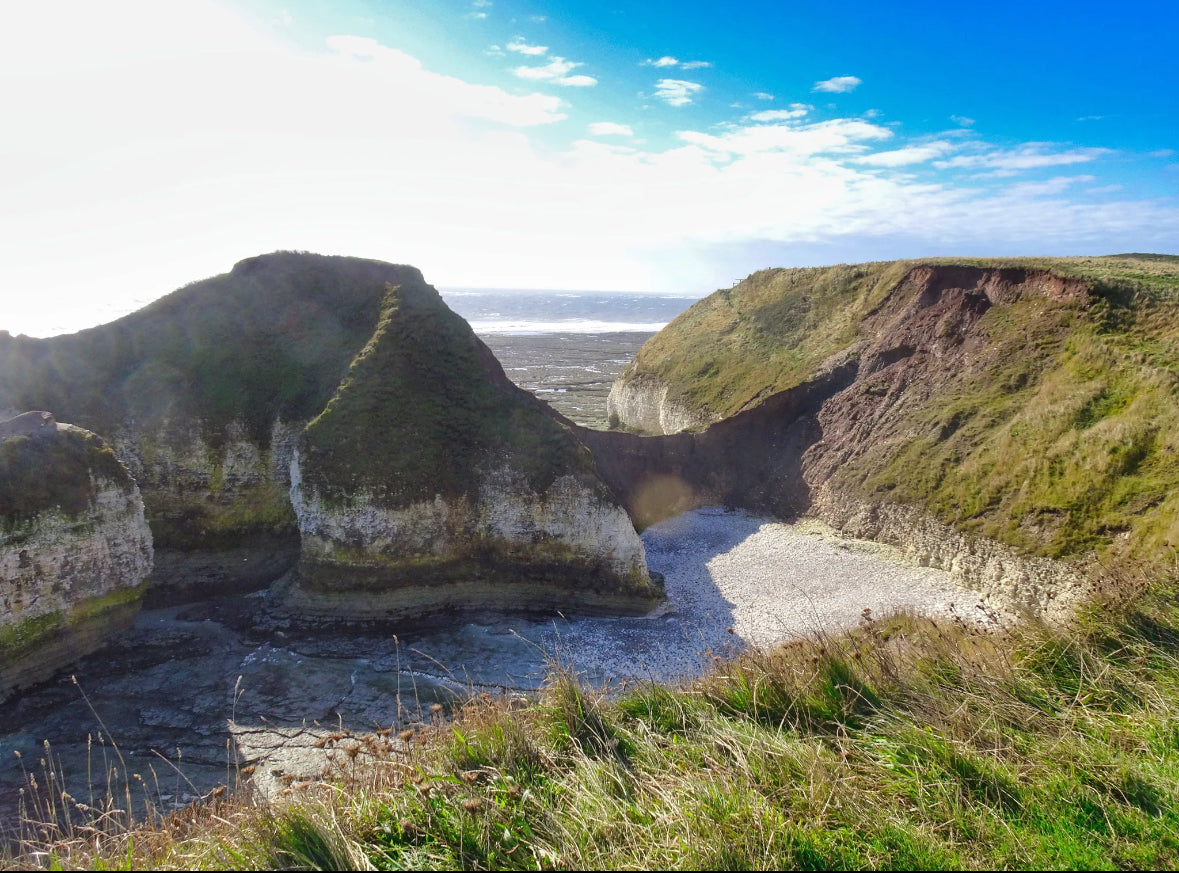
[439,288,699,336]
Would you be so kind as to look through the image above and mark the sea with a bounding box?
[439,289,700,428]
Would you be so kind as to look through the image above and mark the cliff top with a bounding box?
[299,277,603,505]
[0,252,423,447]
[614,254,1179,564]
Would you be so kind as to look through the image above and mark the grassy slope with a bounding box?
[624,255,1179,562]
[12,579,1179,871]
[300,280,602,507]
[0,428,132,525]
[0,252,400,448]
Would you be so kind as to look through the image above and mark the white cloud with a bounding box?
[936,144,1112,173]
[679,118,892,158]
[3,1,1174,337]
[1087,183,1123,194]
[1149,149,1175,158]
[1076,115,1105,122]
[589,122,635,137]
[951,115,975,127]
[643,56,711,70]
[813,75,861,93]
[856,140,955,167]
[468,0,491,12]
[749,104,811,122]
[556,74,597,87]
[507,36,547,55]
[753,92,774,100]
[654,79,704,107]
[514,57,579,80]
[1006,175,1096,197]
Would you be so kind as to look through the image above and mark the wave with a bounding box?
[467,319,669,335]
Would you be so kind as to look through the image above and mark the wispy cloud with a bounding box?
[644,56,711,70]
[589,122,634,137]
[951,115,974,127]
[558,74,597,87]
[507,36,547,55]
[514,57,578,79]
[467,1,491,20]
[1149,149,1175,158]
[936,144,1112,174]
[856,140,955,167]
[678,118,892,158]
[1006,175,1095,197]
[749,104,811,122]
[654,79,704,107]
[813,75,861,93]
[1076,115,1105,122]
[753,92,774,101]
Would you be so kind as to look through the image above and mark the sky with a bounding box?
[1,0,1177,336]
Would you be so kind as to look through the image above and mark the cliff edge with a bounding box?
[0,413,152,700]
[284,277,658,620]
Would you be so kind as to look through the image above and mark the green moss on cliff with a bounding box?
[301,280,601,506]
[0,584,144,664]
[0,428,132,527]
[0,252,412,450]
[625,261,909,420]
[625,254,1179,564]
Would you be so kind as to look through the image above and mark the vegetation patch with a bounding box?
[300,281,601,508]
[0,428,131,527]
[10,572,1179,870]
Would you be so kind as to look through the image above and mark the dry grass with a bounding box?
[7,568,1179,870]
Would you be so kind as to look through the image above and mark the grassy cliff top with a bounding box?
[0,425,133,526]
[0,252,422,446]
[300,277,603,505]
[619,254,1179,564]
[625,255,1179,421]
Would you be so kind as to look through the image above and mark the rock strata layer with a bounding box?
[285,277,658,621]
[0,413,152,700]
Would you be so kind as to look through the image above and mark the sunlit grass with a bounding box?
[8,570,1179,870]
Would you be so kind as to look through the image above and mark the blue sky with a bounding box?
[2,0,1176,336]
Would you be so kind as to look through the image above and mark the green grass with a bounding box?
[12,570,1179,871]
[620,255,1179,567]
[300,281,604,508]
[0,428,133,526]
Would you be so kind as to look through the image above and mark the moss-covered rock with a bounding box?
[287,280,659,621]
[601,255,1179,587]
[1,415,152,699]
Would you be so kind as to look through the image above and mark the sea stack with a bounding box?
[285,275,660,621]
[0,413,152,700]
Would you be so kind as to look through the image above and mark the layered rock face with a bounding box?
[606,377,719,435]
[0,253,659,622]
[0,253,417,602]
[1,414,152,700]
[592,257,1179,619]
[284,279,658,621]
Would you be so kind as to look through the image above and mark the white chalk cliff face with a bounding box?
[607,376,719,435]
[287,454,655,621]
[1,419,153,700]
[280,277,662,622]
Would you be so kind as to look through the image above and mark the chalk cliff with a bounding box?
[594,256,1179,619]
[0,253,419,602]
[283,278,658,621]
[0,413,152,700]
